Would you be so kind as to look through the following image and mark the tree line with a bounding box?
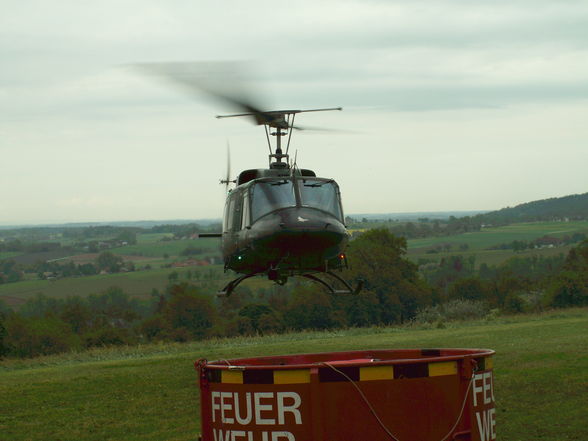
[1,230,587,359]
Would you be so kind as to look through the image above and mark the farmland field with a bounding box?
[0,265,227,308]
[108,234,221,260]
[0,252,20,260]
[407,221,588,266]
[1,308,587,441]
[3,221,587,308]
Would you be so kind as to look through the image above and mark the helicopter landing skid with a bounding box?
[218,271,363,297]
[302,272,363,295]
[217,273,257,297]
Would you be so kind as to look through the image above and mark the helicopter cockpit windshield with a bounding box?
[250,178,342,222]
[250,180,296,222]
[298,178,342,220]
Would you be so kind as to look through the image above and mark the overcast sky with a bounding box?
[2,0,587,225]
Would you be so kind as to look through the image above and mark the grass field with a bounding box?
[1,308,587,441]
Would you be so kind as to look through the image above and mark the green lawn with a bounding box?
[1,308,587,441]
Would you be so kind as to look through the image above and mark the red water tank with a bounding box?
[196,348,496,441]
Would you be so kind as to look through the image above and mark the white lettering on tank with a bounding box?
[476,408,497,440]
[272,432,295,441]
[234,392,253,425]
[231,431,246,441]
[221,391,234,424]
[212,391,221,423]
[473,372,495,407]
[213,429,231,441]
[254,392,276,425]
[483,372,492,405]
[276,392,302,425]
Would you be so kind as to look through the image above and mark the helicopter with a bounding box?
[135,63,362,296]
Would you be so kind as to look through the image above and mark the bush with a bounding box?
[162,283,217,339]
[503,293,525,314]
[83,327,133,348]
[544,271,588,308]
[0,312,8,358]
[4,315,79,358]
[138,315,167,341]
[415,299,490,324]
[283,287,338,330]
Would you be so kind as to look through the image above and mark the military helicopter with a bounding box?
[136,63,362,296]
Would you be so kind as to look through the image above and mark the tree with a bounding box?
[563,239,588,272]
[95,252,123,273]
[4,315,79,358]
[346,229,431,323]
[60,297,92,334]
[284,287,338,330]
[238,304,276,332]
[168,271,179,283]
[545,271,588,308]
[162,283,216,340]
[116,229,137,245]
[448,278,487,302]
[332,290,381,327]
[0,312,8,357]
[87,287,140,324]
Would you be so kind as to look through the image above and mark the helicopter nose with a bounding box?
[279,208,342,232]
[269,207,348,256]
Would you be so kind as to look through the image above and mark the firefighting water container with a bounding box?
[196,348,496,441]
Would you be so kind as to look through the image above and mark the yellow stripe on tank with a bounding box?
[485,357,493,370]
[221,370,243,384]
[428,361,458,377]
[274,369,310,384]
[360,366,394,381]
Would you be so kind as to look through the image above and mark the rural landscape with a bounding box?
[3,1,588,440]
[2,192,588,440]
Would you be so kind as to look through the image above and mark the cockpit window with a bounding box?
[250,180,296,222]
[298,179,342,220]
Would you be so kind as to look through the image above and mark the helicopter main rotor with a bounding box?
[132,62,342,167]
[216,107,342,129]
[217,107,342,168]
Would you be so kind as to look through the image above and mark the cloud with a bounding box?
[1,0,588,223]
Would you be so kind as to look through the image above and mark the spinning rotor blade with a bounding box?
[132,62,342,130]
[132,61,269,126]
[225,141,231,192]
[220,141,234,191]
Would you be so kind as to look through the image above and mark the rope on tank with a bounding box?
[322,362,402,441]
[439,372,476,441]
[321,361,478,441]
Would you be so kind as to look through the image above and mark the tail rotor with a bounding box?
[220,141,234,192]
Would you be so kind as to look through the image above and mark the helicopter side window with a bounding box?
[250,180,296,222]
[223,198,232,233]
[242,192,250,228]
[224,192,243,232]
[231,194,243,231]
[298,179,343,220]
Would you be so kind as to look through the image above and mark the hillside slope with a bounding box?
[476,192,588,225]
